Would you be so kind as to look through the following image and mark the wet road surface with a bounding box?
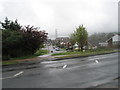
[2,53,119,88]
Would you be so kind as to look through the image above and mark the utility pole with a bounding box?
[55,29,57,39]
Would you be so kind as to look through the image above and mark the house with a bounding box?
[106,34,120,48]
[55,37,70,43]
[99,34,120,48]
[50,37,70,48]
[83,42,97,50]
[73,41,97,50]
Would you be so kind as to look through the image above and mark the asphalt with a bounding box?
[2,52,119,88]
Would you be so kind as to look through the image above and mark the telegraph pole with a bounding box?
[55,29,57,39]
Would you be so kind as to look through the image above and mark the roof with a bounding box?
[56,37,69,39]
[106,34,120,42]
[88,42,95,47]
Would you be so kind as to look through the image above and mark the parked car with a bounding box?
[55,47,60,51]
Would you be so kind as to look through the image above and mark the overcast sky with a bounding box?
[0,0,119,39]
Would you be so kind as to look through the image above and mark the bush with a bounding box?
[20,25,48,55]
[1,18,48,60]
[2,30,23,60]
[2,27,48,60]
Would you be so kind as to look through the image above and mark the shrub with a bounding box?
[1,18,48,60]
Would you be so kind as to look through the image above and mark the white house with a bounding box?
[99,34,120,48]
[106,34,120,46]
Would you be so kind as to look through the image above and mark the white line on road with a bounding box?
[63,65,67,68]
[95,60,99,63]
[0,76,13,80]
[0,71,24,80]
[13,71,24,77]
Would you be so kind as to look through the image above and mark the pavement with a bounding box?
[2,52,119,88]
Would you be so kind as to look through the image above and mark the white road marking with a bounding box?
[0,71,24,80]
[13,71,24,77]
[0,76,13,80]
[63,65,67,68]
[95,60,99,63]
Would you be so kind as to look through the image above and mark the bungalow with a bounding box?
[99,34,120,48]
[55,37,70,43]
[106,34,120,48]
[73,41,97,50]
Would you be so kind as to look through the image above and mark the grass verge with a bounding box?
[2,49,48,65]
[52,49,118,59]
[52,49,115,56]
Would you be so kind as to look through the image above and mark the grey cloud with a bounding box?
[0,0,118,39]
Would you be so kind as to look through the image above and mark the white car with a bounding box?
[55,47,60,51]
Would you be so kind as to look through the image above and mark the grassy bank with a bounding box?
[2,49,48,65]
[52,48,115,56]
[52,48,118,59]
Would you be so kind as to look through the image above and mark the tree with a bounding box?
[74,25,88,51]
[2,30,23,59]
[69,33,76,46]
[1,18,48,60]
[2,26,48,60]
[0,17,21,30]
[20,25,48,55]
[0,17,10,29]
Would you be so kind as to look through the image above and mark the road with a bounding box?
[42,45,65,54]
[2,53,119,88]
[38,45,66,58]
